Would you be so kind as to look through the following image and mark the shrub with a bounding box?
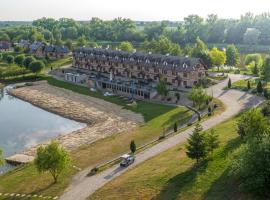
[6,55,14,64]
[23,56,36,68]
[14,54,25,67]
[29,60,45,74]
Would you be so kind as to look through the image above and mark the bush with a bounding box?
[6,55,14,64]
[29,60,45,74]
[23,56,36,68]
[14,54,25,67]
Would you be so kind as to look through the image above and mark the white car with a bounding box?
[90,88,96,92]
[103,92,114,96]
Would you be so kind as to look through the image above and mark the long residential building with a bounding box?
[72,47,207,99]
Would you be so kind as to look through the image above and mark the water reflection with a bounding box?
[0,86,86,173]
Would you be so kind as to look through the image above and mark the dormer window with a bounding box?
[146,59,150,63]
[183,63,188,68]
[163,61,168,66]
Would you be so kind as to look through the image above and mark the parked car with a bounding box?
[120,154,135,167]
[103,91,114,96]
[90,88,96,92]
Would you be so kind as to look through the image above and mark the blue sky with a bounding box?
[1,0,270,21]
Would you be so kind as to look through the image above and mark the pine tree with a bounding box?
[257,80,263,94]
[130,140,136,154]
[247,80,251,90]
[205,129,220,155]
[228,78,232,89]
[174,122,178,132]
[186,124,207,163]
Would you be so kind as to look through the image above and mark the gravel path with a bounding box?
[60,74,264,200]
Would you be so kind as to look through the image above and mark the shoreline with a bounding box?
[8,81,144,157]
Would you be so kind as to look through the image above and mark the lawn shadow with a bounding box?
[152,160,209,200]
[153,137,242,200]
[201,138,243,200]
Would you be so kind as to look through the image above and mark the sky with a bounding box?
[1,0,270,21]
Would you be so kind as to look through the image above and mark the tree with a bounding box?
[228,78,232,88]
[29,61,45,74]
[76,36,87,47]
[0,149,5,166]
[186,123,207,163]
[118,41,134,52]
[231,134,270,197]
[14,46,23,53]
[188,87,209,109]
[261,101,270,116]
[23,56,36,68]
[205,129,219,155]
[245,54,263,69]
[209,47,226,71]
[174,122,178,132]
[130,140,136,154]
[247,80,251,90]
[14,55,25,67]
[157,78,168,97]
[243,28,261,45]
[261,56,270,83]
[226,44,240,66]
[257,80,263,94]
[6,55,14,64]
[35,141,70,183]
[237,108,268,140]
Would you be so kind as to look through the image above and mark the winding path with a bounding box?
[60,74,264,200]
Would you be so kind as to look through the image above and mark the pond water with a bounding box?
[0,86,86,173]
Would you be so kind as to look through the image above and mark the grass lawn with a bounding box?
[231,77,270,91]
[0,107,192,198]
[88,114,254,200]
[43,76,175,122]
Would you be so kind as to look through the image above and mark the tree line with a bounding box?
[1,12,270,49]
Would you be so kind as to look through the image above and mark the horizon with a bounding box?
[1,0,270,21]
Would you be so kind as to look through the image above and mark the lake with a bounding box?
[0,86,86,173]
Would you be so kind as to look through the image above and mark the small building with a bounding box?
[0,41,11,51]
[65,72,87,84]
[44,45,69,59]
[29,41,45,57]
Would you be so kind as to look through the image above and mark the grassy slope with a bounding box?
[89,114,253,200]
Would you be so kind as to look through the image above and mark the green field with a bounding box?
[89,114,253,200]
[231,77,269,92]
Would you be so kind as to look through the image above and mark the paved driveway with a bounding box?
[60,74,264,200]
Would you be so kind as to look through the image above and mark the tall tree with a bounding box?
[209,47,226,70]
[118,41,134,52]
[261,56,270,83]
[226,44,240,66]
[186,124,207,163]
[35,141,70,183]
[130,140,136,154]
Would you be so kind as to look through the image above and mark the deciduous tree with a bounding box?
[35,141,70,183]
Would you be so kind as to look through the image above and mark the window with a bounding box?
[183,73,188,78]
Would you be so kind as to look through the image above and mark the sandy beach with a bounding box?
[10,81,144,156]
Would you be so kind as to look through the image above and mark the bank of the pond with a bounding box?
[0,86,86,173]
